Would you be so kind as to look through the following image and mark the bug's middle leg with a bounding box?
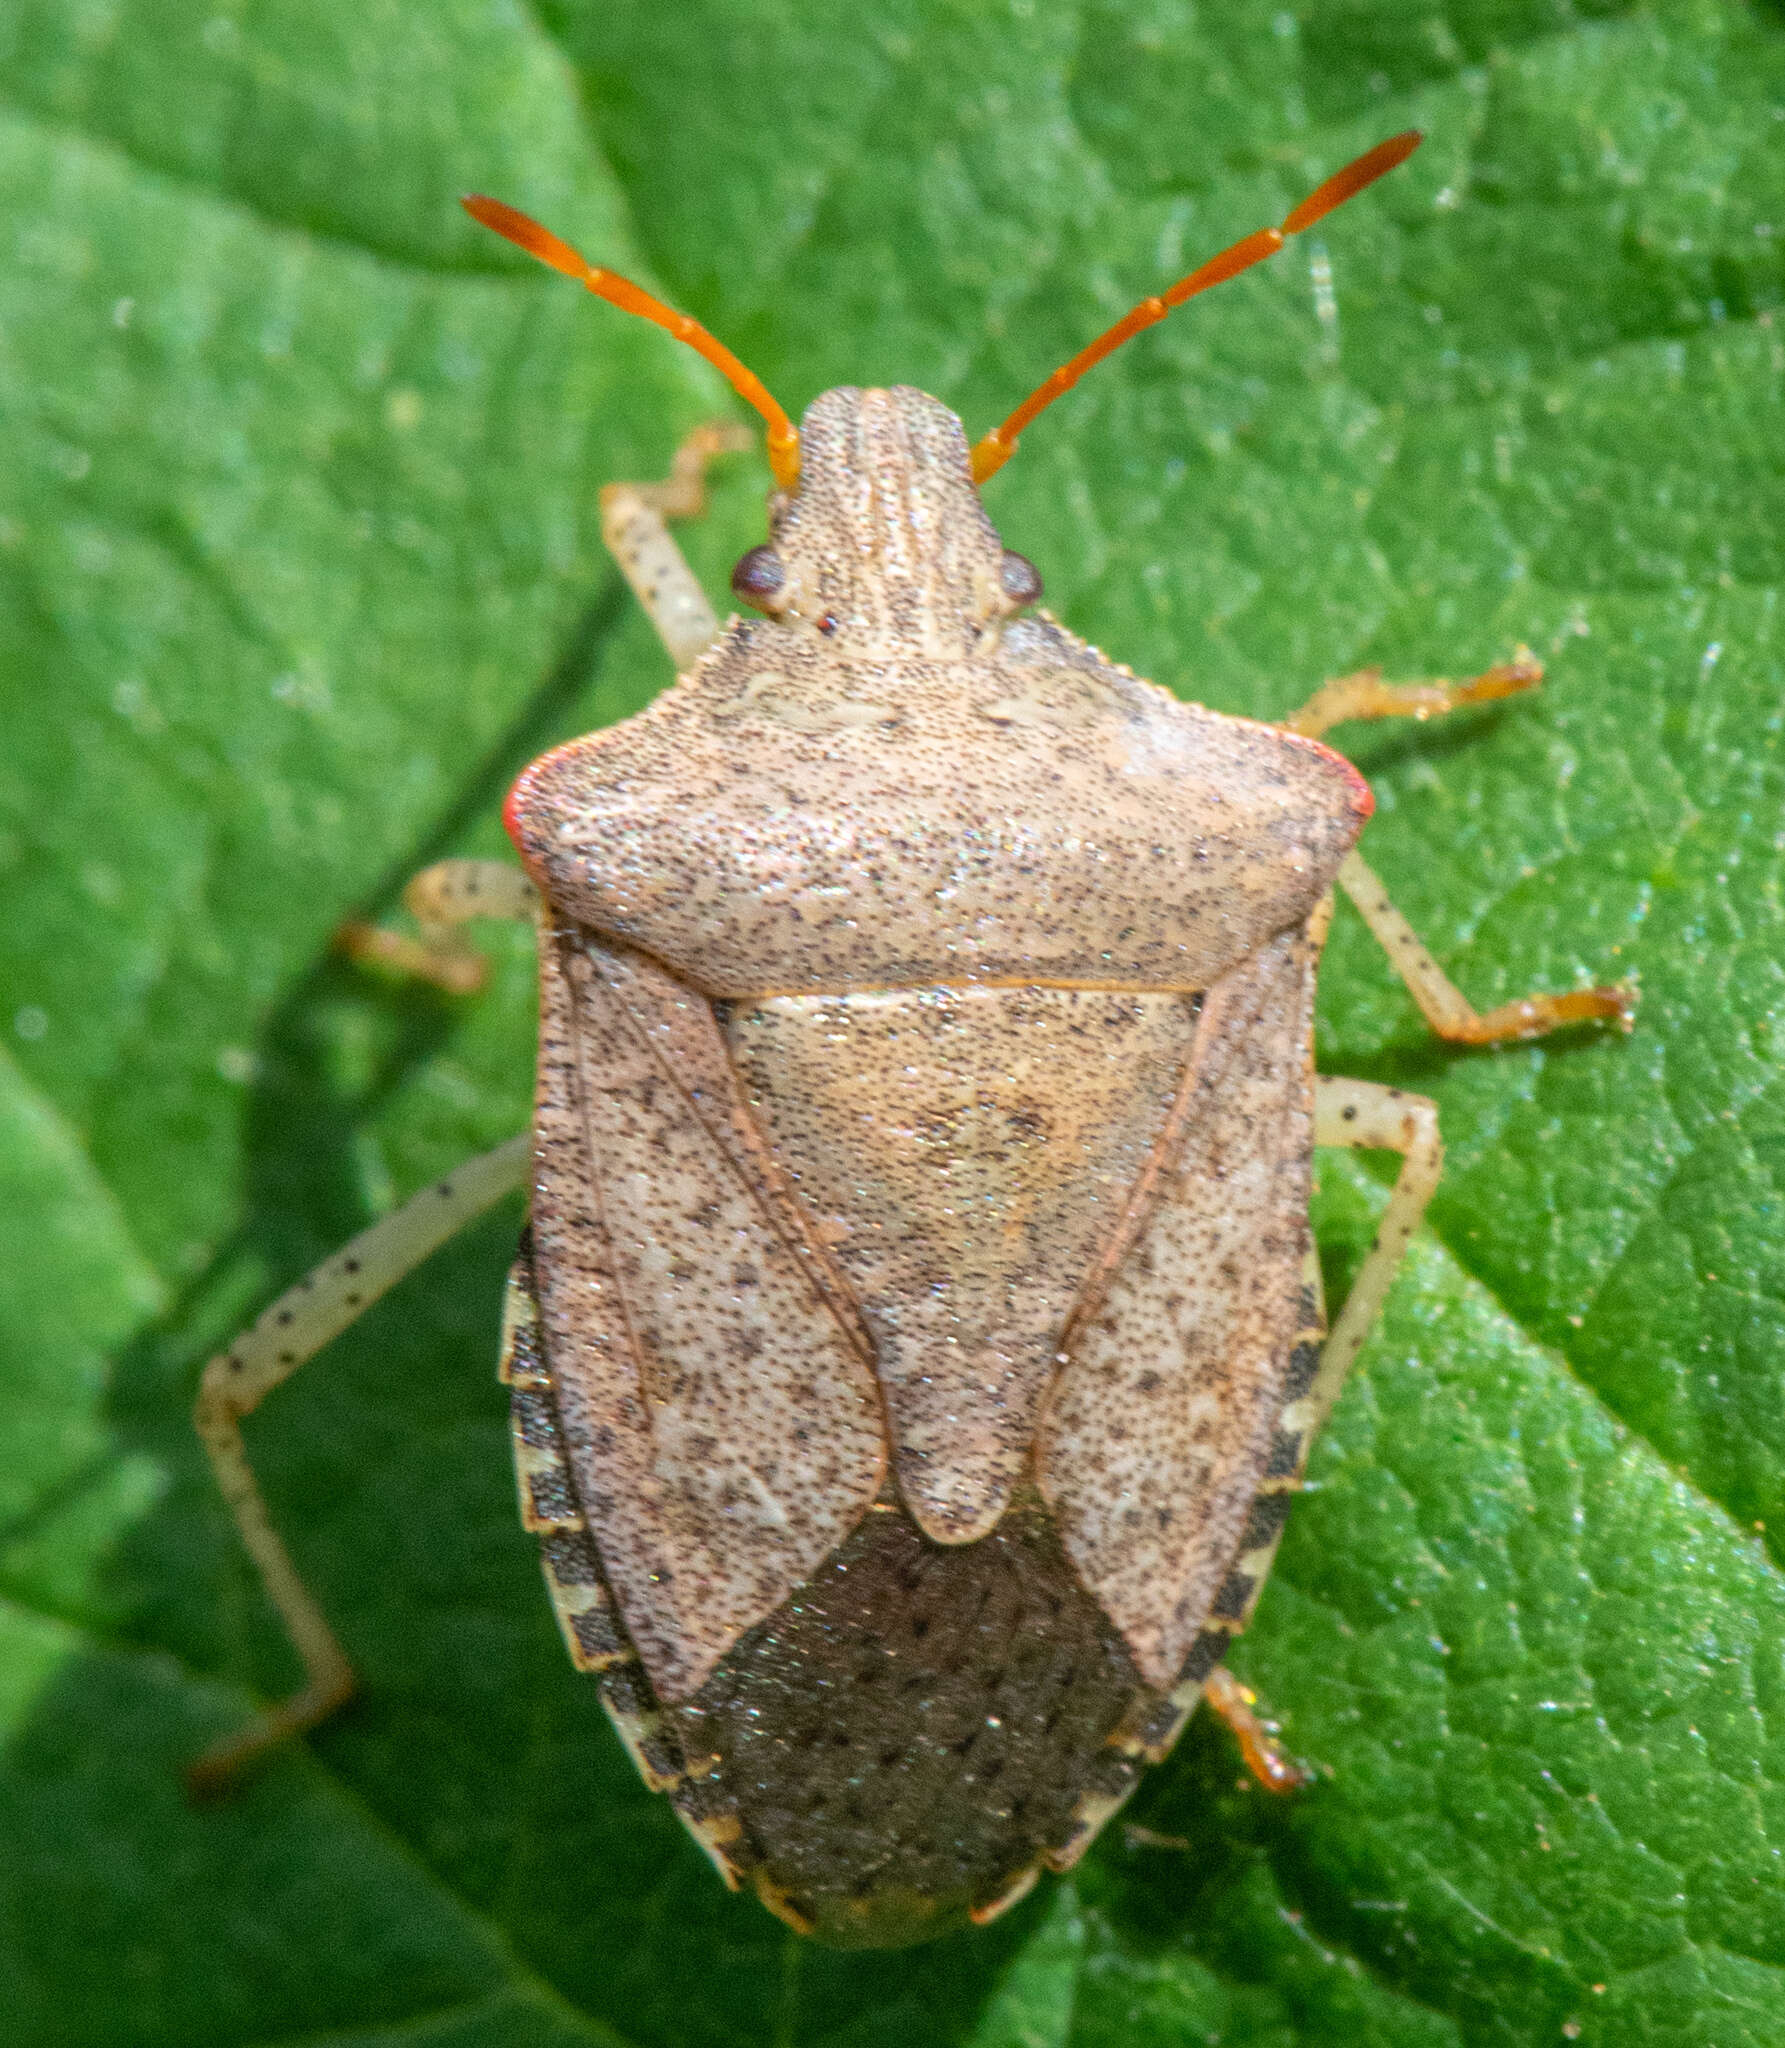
[337,858,537,995]
[1333,850,1632,1044]
[1280,652,1634,1043]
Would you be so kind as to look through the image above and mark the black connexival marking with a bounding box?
[527,1468,578,1525]
[1283,1338,1321,1400]
[543,1530,602,1586]
[1239,1492,1293,1553]
[510,1387,557,1449]
[1177,1629,1230,1688]
[1211,1571,1254,1621]
[1263,1429,1302,1480]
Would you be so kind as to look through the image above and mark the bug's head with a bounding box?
[726,385,1042,654]
[463,131,1420,646]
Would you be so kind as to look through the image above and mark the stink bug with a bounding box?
[191,130,1633,1948]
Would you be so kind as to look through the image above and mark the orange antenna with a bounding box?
[970,130,1423,483]
[464,196,802,492]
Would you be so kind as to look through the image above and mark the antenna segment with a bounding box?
[969,130,1423,483]
[463,195,802,491]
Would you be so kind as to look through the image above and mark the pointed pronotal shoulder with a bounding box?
[506,389,1370,996]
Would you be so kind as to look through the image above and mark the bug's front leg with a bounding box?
[339,423,746,996]
[601,419,753,668]
[190,1132,532,1793]
[1281,648,1544,740]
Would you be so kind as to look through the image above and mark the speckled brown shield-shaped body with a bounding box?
[499,385,1371,1947]
[192,136,1626,1942]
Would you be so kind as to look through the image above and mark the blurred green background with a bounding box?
[2,1,1783,2043]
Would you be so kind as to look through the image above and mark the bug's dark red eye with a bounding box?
[731,544,786,611]
[1000,550,1043,608]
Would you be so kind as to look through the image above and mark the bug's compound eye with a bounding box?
[731,544,787,613]
[1000,550,1043,609]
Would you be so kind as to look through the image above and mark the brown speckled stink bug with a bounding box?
[192,132,1633,1947]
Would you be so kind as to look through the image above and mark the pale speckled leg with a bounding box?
[1281,649,1543,741]
[1180,1078,1441,1796]
[336,418,750,997]
[190,1132,532,1792]
[338,858,537,995]
[1201,1667,1309,1793]
[1306,1076,1443,1430]
[967,1865,1042,1927]
[1334,849,1632,1045]
[600,420,752,670]
[1280,655,1634,1043]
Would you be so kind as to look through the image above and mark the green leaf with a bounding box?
[3,1,1781,2043]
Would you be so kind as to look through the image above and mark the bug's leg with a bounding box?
[601,420,753,669]
[1280,647,1543,739]
[1193,1235,1331,1798]
[1309,1075,1443,1420]
[1281,649,1632,1040]
[340,422,745,992]
[1336,850,1633,1043]
[1198,1053,1522,1790]
[190,1131,532,1793]
[337,858,537,996]
[1202,1668,1310,1794]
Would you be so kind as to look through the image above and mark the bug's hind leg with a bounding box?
[602,420,753,669]
[1308,1077,1443,1417]
[1186,1078,1442,1792]
[190,1132,532,1794]
[1202,1668,1309,1794]
[337,858,537,996]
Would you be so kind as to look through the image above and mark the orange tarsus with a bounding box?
[1230,1713,1311,1796]
[1203,1668,1312,1795]
[1434,984,1636,1045]
[970,130,1423,483]
[463,195,801,492]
